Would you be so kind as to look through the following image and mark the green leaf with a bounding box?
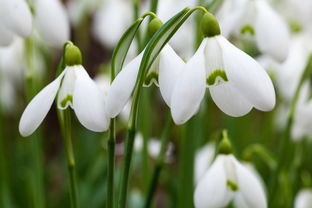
[111,18,144,80]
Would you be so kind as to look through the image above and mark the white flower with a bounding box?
[217,0,290,61]
[295,189,312,208]
[194,143,216,183]
[105,44,184,118]
[92,0,132,48]
[292,100,312,140]
[194,154,267,208]
[19,65,109,137]
[170,35,275,124]
[34,0,70,48]
[0,0,32,46]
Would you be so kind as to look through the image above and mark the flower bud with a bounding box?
[64,43,82,66]
[148,17,163,37]
[218,130,232,155]
[200,13,221,37]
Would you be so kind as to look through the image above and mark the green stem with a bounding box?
[144,115,172,208]
[118,128,136,208]
[269,54,312,206]
[62,110,80,208]
[107,118,115,208]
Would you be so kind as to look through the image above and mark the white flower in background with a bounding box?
[34,0,70,48]
[276,34,312,101]
[92,0,132,48]
[19,45,109,137]
[292,100,312,140]
[194,143,216,183]
[295,189,312,208]
[105,42,184,118]
[0,0,32,46]
[194,154,267,208]
[170,13,275,124]
[217,0,290,62]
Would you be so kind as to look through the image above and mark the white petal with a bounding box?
[73,66,109,132]
[0,25,14,46]
[35,0,70,48]
[233,158,267,208]
[158,44,185,106]
[0,0,32,37]
[217,35,276,112]
[194,143,216,183]
[203,37,224,77]
[19,71,66,137]
[254,0,290,62]
[209,82,253,117]
[295,189,312,208]
[105,52,143,118]
[194,155,233,208]
[170,40,207,125]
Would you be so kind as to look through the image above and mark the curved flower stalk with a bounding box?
[19,43,109,137]
[0,0,32,46]
[194,133,267,208]
[217,0,290,61]
[295,189,312,208]
[105,17,185,118]
[170,13,275,124]
[92,0,133,48]
[34,0,70,48]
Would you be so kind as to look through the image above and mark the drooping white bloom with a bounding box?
[217,0,290,61]
[194,154,267,208]
[0,0,32,46]
[19,65,109,137]
[92,0,132,48]
[34,0,70,48]
[295,189,312,208]
[105,44,184,118]
[194,143,216,183]
[170,35,275,124]
[292,100,312,140]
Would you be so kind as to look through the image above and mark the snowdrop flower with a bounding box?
[93,0,132,48]
[170,13,275,124]
[195,143,216,183]
[194,137,267,208]
[19,43,109,137]
[217,0,290,61]
[34,0,70,48]
[0,0,32,46]
[292,100,312,140]
[105,18,185,118]
[295,189,312,208]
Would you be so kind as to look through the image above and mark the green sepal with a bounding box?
[218,130,232,155]
[148,18,163,37]
[64,43,82,66]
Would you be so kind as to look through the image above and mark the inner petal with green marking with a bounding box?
[144,71,159,87]
[206,69,228,86]
[60,94,73,109]
[227,179,239,192]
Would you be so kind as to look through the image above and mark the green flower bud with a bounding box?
[218,130,232,155]
[200,13,221,37]
[64,43,82,66]
[148,18,163,37]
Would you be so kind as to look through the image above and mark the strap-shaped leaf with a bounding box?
[111,18,143,80]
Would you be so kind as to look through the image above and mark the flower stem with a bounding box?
[107,118,115,208]
[144,114,172,208]
[118,127,136,208]
[269,54,312,206]
[62,109,80,208]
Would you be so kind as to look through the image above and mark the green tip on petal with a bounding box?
[200,12,221,37]
[148,17,163,37]
[218,130,232,155]
[227,180,239,191]
[64,43,82,66]
[240,24,255,36]
[206,69,228,86]
[144,71,158,86]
